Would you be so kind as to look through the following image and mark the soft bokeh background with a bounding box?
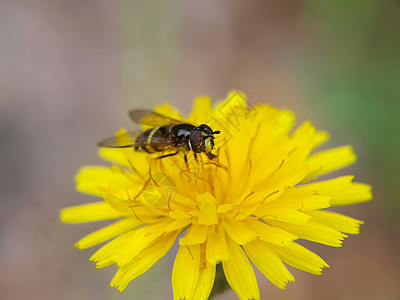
[1,1,399,299]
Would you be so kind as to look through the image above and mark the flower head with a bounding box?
[61,91,372,300]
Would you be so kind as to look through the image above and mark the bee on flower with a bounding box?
[60,91,372,300]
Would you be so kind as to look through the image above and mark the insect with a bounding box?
[97,110,221,166]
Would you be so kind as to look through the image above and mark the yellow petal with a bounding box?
[255,164,309,198]
[297,175,354,194]
[113,218,190,266]
[267,188,331,211]
[75,217,142,249]
[111,230,179,291]
[60,202,126,223]
[172,244,201,300]
[206,227,229,264]
[222,236,260,300]
[217,203,233,213]
[243,239,294,289]
[90,230,136,268]
[330,183,372,206]
[154,103,184,121]
[224,218,258,245]
[256,207,311,225]
[307,210,364,234]
[267,219,347,247]
[212,91,250,144]
[277,109,296,135]
[287,121,316,166]
[99,146,149,175]
[193,251,216,300]
[111,227,163,266]
[75,166,141,197]
[312,131,330,149]
[179,224,209,246]
[102,194,134,215]
[187,96,214,124]
[269,242,329,275]
[198,193,217,225]
[306,146,357,178]
[243,219,297,246]
[295,176,372,206]
[250,106,291,163]
[169,209,192,219]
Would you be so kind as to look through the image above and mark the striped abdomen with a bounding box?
[134,125,171,153]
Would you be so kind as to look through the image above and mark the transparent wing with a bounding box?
[97,129,176,149]
[128,110,183,126]
[97,130,140,148]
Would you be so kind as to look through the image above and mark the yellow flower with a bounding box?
[60,91,372,300]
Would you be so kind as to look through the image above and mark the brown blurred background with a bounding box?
[1,1,399,299]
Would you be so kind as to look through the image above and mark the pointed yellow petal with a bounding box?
[222,236,260,300]
[179,224,209,246]
[224,218,258,245]
[269,242,329,275]
[75,218,142,249]
[111,231,179,291]
[306,146,357,177]
[206,227,229,264]
[243,239,294,289]
[172,244,201,300]
[267,219,347,247]
[60,202,125,223]
[308,210,364,234]
[244,219,297,246]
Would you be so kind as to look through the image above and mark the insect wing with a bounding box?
[134,133,176,149]
[128,110,183,126]
[97,130,140,148]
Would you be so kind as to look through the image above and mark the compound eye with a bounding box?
[190,131,203,152]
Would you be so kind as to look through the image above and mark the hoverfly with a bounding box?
[97,110,221,166]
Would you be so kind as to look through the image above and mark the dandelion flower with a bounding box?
[60,91,372,300]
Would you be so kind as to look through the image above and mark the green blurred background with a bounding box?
[1,1,399,299]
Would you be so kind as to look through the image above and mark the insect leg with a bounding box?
[184,152,190,171]
[155,151,179,159]
[202,159,228,173]
[156,151,179,175]
[133,161,153,200]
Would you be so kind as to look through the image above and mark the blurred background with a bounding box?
[1,1,399,299]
